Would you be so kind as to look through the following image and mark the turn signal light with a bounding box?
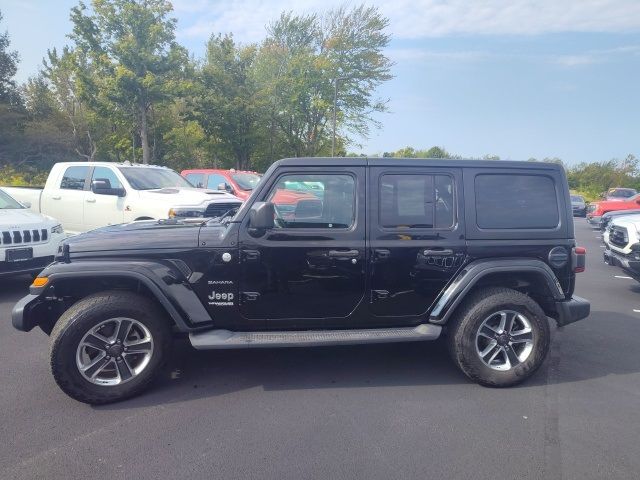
[31,277,49,287]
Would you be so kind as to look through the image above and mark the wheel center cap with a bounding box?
[496,334,509,346]
[107,344,124,357]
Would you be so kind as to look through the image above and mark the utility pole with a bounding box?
[332,77,348,157]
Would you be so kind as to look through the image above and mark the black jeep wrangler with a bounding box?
[12,158,590,404]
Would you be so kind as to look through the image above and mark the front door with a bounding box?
[238,168,366,328]
[367,166,466,322]
[84,166,126,231]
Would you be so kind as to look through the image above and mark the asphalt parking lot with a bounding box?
[1,219,639,480]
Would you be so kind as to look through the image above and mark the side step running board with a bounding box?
[189,324,442,350]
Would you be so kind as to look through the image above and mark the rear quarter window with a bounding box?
[475,174,559,229]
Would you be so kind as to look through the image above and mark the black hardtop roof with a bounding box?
[270,157,563,171]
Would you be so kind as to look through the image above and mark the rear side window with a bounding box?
[379,174,454,229]
[475,174,559,229]
[60,166,89,190]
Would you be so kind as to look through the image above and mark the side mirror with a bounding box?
[217,183,227,191]
[92,179,126,197]
[248,202,275,235]
[92,179,110,191]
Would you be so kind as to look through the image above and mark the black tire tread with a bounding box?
[446,286,550,387]
[50,291,169,405]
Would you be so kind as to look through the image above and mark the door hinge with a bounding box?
[241,250,260,262]
[372,289,389,300]
[241,292,260,302]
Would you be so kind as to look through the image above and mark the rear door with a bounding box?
[44,165,90,234]
[367,166,466,323]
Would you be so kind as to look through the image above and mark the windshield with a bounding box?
[608,188,636,198]
[570,195,584,202]
[231,173,261,191]
[0,189,24,209]
[119,167,194,190]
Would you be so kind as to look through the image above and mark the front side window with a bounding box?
[475,174,559,229]
[185,173,205,188]
[266,173,355,228]
[60,166,89,190]
[379,174,454,229]
[91,167,123,190]
[207,174,230,190]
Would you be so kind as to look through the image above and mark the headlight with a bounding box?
[168,207,205,218]
[51,224,64,234]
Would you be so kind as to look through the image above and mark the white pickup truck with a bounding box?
[3,162,243,234]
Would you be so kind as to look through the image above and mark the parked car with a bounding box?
[604,187,637,201]
[181,169,261,201]
[4,162,242,234]
[570,194,587,217]
[586,193,640,225]
[599,209,640,231]
[12,157,589,404]
[603,215,640,281]
[0,188,65,276]
[182,167,320,212]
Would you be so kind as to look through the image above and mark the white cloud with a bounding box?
[173,0,640,42]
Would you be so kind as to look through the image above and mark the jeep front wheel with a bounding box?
[50,291,171,404]
[447,287,550,387]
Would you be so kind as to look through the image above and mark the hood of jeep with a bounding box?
[63,220,206,254]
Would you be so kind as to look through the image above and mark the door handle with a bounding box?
[423,248,454,256]
[51,196,61,200]
[86,198,96,203]
[328,249,360,258]
[373,248,391,261]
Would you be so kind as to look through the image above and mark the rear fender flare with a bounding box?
[429,258,565,324]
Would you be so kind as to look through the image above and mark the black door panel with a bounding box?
[367,167,466,322]
[238,167,367,328]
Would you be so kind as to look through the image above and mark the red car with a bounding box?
[181,169,261,201]
[181,168,320,215]
[587,193,640,225]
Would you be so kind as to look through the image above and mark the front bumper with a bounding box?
[604,247,640,281]
[554,296,591,327]
[572,207,587,217]
[11,294,43,332]
[0,255,54,277]
[586,215,601,225]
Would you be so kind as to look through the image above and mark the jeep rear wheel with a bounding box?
[50,291,171,404]
[447,287,550,387]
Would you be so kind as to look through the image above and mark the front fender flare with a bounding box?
[14,260,212,333]
[428,258,565,324]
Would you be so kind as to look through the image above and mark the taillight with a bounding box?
[572,246,586,273]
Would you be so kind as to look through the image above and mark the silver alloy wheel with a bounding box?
[475,310,534,371]
[76,317,154,386]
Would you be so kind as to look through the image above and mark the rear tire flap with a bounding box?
[50,291,171,404]
[446,286,550,387]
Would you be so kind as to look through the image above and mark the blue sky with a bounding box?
[2,0,639,164]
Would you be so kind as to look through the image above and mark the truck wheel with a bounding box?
[50,291,171,404]
[447,287,550,387]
